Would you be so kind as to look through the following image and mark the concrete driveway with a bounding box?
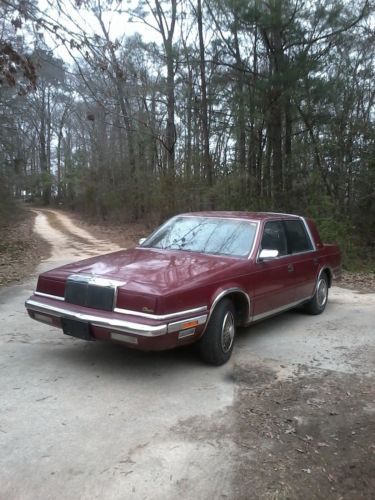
[0,210,374,499]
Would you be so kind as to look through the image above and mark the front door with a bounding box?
[252,220,297,320]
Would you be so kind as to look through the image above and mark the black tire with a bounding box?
[304,272,329,315]
[199,298,236,365]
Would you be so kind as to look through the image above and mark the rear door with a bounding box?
[283,219,318,301]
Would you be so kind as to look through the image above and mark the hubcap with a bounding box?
[221,311,235,353]
[317,278,328,307]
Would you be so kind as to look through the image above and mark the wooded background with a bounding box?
[1,0,374,268]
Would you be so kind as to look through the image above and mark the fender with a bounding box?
[316,266,333,289]
[203,287,251,333]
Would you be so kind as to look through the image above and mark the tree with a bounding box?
[0,0,373,265]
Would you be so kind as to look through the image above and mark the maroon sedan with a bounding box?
[25,212,341,365]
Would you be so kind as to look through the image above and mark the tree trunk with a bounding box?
[39,86,50,205]
[233,22,246,201]
[197,0,213,188]
[263,0,284,207]
[284,95,293,197]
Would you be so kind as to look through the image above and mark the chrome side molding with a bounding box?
[251,296,312,322]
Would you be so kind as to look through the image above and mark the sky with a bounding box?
[38,0,157,62]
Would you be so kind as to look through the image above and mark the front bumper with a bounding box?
[25,296,208,351]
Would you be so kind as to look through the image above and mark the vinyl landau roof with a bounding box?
[178,211,302,221]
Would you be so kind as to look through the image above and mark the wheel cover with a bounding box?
[221,311,235,353]
[317,278,328,307]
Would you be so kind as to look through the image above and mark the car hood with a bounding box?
[44,247,245,295]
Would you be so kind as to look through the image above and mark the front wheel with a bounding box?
[304,272,329,315]
[199,298,236,365]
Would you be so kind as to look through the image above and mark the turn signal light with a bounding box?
[180,320,199,330]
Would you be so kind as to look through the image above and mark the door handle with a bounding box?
[288,264,294,272]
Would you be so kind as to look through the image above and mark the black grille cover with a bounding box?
[65,275,115,311]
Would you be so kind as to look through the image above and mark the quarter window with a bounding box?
[284,220,313,253]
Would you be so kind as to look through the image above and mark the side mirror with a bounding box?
[259,249,279,260]
[138,237,146,246]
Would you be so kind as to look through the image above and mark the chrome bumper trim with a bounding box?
[35,292,208,321]
[114,305,208,320]
[35,291,65,301]
[25,299,167,337]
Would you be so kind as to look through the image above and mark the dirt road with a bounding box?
[0,210,374,499]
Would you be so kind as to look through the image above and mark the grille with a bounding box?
[65,275,115,311]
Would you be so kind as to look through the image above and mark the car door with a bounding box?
[283,219,318,301]
[251,220,297,320]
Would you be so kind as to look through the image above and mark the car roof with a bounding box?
[177,211,302,221]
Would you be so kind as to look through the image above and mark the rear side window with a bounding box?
[261,221,288,256]
[284,220,313,253]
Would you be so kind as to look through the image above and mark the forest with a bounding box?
[0,0,374,268]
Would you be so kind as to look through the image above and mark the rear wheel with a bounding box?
[304,272,329,315]
[199,298,236,365]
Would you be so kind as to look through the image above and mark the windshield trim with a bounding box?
[140,216,260,259]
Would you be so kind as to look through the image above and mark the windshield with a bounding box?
[142,216,257,257]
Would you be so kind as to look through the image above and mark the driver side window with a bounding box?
[261,221,288,256]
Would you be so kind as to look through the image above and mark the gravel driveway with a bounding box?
[0,210,374,499]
